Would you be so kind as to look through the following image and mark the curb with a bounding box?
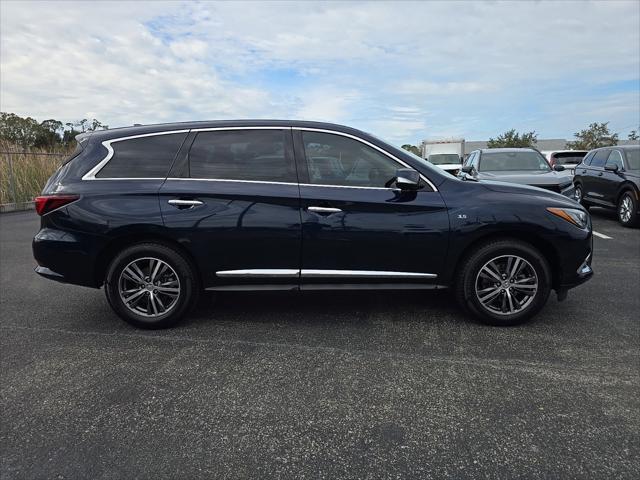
[0,201,35,213]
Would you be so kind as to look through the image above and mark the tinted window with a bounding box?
[625,149,640,170]
[188,130,295,182]
[302,131,398,187]
[606,150,624,170]
[479,151,550,172]
[97,133,187,178]
[582,151,595,166]
[552,151,587,165]
[464,152,476,167]
[471,152,480,168]
[590,149,609,168]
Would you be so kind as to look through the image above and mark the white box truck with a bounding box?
[421,139,465,175]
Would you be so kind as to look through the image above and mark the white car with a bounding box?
[427,153,462,176]
[541,150,588,175]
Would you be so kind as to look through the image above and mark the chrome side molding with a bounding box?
[215,269,437,279]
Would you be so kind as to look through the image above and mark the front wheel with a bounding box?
[105,243,199,329]
[618,191,639,227]
[455,239,552,326]
[574,183,589,210]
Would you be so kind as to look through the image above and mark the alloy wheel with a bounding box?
[574,185,582,202]
[474,255,538,316]
[619,195,632,223]
[118,257,181,317]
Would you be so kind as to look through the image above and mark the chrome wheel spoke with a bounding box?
[123,267,144,285]
[479,287,502,303]
[123,288,146,303]
[475,254,538,316]
[118,257,180,318]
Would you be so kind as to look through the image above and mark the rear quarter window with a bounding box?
[96,132,188,178]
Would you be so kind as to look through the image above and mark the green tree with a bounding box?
[628,130,639,141]
[401,144,421,156]
[486,129,537,148]
[567,122,618,150]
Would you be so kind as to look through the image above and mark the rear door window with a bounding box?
[590,149,609,168]
[96,132,187,178]
[188,129,296,183]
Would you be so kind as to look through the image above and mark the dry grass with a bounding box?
[0,141,71,204]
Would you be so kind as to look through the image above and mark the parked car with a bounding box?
[421,139,464,176]
[542,150,588,173]
[573,145,639,227]
[460,148,574,197]
[427,153,463,176]
[33,120,593,329]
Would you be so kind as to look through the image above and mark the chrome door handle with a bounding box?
[598,172,603,176]
[168,199,203,209]
[307,206,342,214]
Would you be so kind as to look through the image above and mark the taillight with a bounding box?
[34,195,79,216]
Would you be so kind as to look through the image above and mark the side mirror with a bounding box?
[461,165,475,174]
[604,163,619,172]
[394,168,421,190]
[553,164,566,172]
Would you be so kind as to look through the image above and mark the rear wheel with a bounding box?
[617,191,639,227]
[105,243,199,329]
[455,239,552,326]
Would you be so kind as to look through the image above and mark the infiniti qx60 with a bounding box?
[33,121,593,328]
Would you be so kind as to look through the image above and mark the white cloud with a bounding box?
[0,0,638,143]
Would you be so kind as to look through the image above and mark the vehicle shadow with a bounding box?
[189,289,469,326]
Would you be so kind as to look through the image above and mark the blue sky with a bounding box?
[1,0,639,145]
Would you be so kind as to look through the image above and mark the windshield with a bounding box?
[480,151,551,172]
[428,153,461,165]
[626,149,640,170]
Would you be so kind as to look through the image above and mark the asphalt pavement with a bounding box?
[1,209,638,479]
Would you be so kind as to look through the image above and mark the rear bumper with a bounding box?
[32,228,101,288]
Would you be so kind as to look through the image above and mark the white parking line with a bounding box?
[593,231,612,239]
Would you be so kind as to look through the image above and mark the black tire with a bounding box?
[573,183,589,210]
[454,239,552,326]
[617,191,639,228]
[105,242,199,329]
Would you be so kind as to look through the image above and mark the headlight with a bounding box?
[547,207,588,228]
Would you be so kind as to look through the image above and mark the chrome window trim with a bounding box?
[165,177,399,191]
[82,129,190,181]
[216,269,437,279]
[293,127,438,192]
[80,125,439,192]
[190,126,289,132]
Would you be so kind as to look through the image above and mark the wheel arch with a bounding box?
[451,230,561,290]
[615,182,639,205]
[94,230,202,288]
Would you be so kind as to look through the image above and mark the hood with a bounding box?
[477,170,569,186]
[480,179,580,207]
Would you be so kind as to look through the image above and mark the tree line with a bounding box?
[0,112,108,150]
[402,122,639,154]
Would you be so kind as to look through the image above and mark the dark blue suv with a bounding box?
[33,120,593,328]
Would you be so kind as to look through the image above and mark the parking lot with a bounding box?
[0,209,638,479]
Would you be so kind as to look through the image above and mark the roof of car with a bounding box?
[478,148,538,153]
[590,144,640,151]
[77,119,370,142]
